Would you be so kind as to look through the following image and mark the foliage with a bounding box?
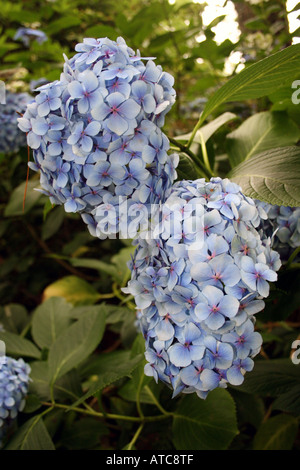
[0,0,299,451]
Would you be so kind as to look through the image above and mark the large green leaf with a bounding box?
[228,146,300,206]
[172,389,238,450]
[0,331,40,359]
[5,414,55,450]
[0,303,29,334]
[48,309,106,384]
[236,359,300,396]
[272,385,300,416]
[253,414,298,450]
[60,418,108,450]
[199,44,300,126]
[226,111,300,167]
[176,153,203,180]
[29,361,82,402]
[72,351,144,407]
[31,297,72,349]
[41,206,65,241]
[43,275,101,306]
[176,112,237,145]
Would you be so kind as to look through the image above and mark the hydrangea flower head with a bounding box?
[255,201,300,262]
[124,178,281,398]
[0,91,32,154]
[0,356,31,447]
[14,28,48,47]
[18,37,177,237]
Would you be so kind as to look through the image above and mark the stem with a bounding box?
[127,423,144,450]
[136,373,145,419]
[41,401,172,423]
[25,222,99,282]
[286,263,300,271]
[186,114,203,149]
[169,137,211,179]
[286,246,300,269]
[199,131,214,177]
[144,385,169,416]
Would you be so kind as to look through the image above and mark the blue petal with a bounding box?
[168,343,191,367]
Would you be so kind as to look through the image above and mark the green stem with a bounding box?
[286,262,300,270]
[136,373,145,419]
[286,246,300,269]
[41,401,172,423]
[186,114,203,149]
[144,385,169,416]
[127,423,144,450]
[98,292,116,300]
[199,131,214,177]
[169,137,211,179]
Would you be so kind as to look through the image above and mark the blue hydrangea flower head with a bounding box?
[14,28,48,47]
[18,37,178,238]
[123,178,281,398]
[255,201,300,262]
[0,91,32,154]
[0,356,31,447]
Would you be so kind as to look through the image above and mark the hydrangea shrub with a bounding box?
[124,178,281,398]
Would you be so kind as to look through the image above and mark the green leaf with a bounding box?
[226,111,300,167]
[45,16,81,35]
[199,44,300,126]
[176,112,237,144]
[0,331,40,359]
[42,206,65,240]
[73,351,143,407]
[43,275,101,306]
[228,146,300,206]
[176,153,203,180]
[85,25,118,39]
[29,361,82,401]
[111,246,136,285]
[69,258,119,279]
[60,418,109,450]
[69,303,106,320]
[5,414,55,450]
[237,359,300,396]
[229,389,265,429]
[31,297,72,349]
[253,414,298,450]
[172,389,238,450]
[273,385,300,416]
[118,334,155,404]
[103,305,133,325]
[22,394,42,414]
[0,303,29,334]
[4,180,43,216]
[48,309,106,384]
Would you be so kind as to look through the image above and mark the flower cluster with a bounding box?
[0,356,31,447]
[18,36,177,237]
[0,91,32,154]
[124,178,281,398]
[14,28,48,47]
[256,201,300,262]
